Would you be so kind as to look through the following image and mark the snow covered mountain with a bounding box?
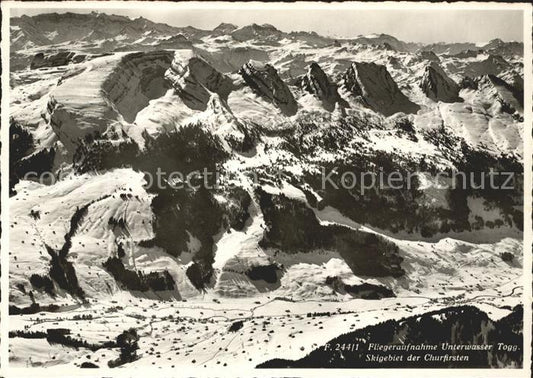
[8,12,524,369]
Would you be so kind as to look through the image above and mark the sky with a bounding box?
[10,6,525,44]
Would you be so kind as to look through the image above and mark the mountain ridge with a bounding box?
[11,12,524,54]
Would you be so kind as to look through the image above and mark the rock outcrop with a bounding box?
[212,23,238,35]
[417,50,440,63]
[165,52,234,111]
[419,42,477,55]
[154,34,192,50]
[352,33,416,52]
[103,51,173,122]
[343,62,419,116]
[196,47,270,73]
[30,51,89,69]
[464,54,511,77]
[299,62,345,111]
[482,39,523,56]
[11,12,185,52]
[231,23,283,43]
[197,94,255,152]
[325,276,395,299]
[387,56,403,69]
[420,62,461,102]
[239,61,298,116]
[476,74,523,114]
[503,72,524,98]
[451,49,481,59]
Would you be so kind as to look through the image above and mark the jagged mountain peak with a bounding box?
[482,39,523,56]
[308,61,323,73]
[300,62,344,111]
[10,11,185,51]
[343,61,420,116]
[420,41,478,55]
[213,22,238,33]
[231,23,284,42]
[252,23,279,30]
[165,51,233,111]
[484,38,505,47]
[19,11,129,24]
[420,62,461,103]
[417,50,441,62]
[352,33,418,52]
[474,74,523,114]
[239,60,298,115]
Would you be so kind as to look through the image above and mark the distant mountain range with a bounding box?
[11,11,523,57]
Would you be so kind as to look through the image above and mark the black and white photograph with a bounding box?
[1,1,531,376]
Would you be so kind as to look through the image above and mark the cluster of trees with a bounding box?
[257,188,404,278]
[102,256,175,292]
[9,119,56,195]
[259,305,523,368]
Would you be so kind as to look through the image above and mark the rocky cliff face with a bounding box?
[417,50,441,63]
[239,61,298,115]
[451,49,481,59]
[47,51,173,150]
[482,38,523,56]
[153,34,192,50]
[212,23,238,35]
[343,62,420,116]
[420,42,478,55]
[420,62,461,102]
[11,12,187,52]
[165,52,234,110]
[231,23,284,43]
[299,62,345,111]
[30,51,91,69]
[103,51,173,122]
[464,54,511,77]
[475,74,523,114]
[351,33,417,52]
[196,47,270,73]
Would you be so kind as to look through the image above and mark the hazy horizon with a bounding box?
[10,7,524,44]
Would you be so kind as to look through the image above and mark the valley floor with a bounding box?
[9,278,522,368]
